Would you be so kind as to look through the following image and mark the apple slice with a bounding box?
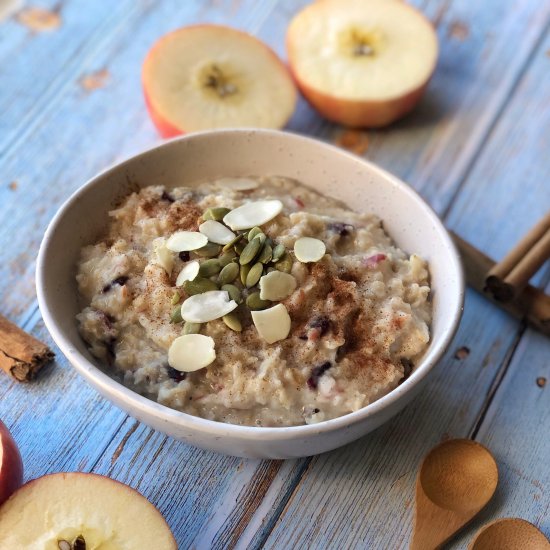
[0,472,177,548]
[286,0,438,127]
[143,25,297,137]
[0,419,23,506]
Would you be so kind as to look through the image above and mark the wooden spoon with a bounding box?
[469,518,550,549]
[410,439,498,550]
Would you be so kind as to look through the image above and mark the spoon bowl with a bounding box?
[470,518,550,550]
[420,438,498,513]
[411,439,498,550]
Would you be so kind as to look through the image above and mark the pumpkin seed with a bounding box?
[265,237,274,248]
[275,253,293,273]
[257,243,273,264]
[222,312,242,332]
[234,239,247,255]
[255,233,266,246]
[183,277,218,296]
[248,226,263,241]
[239,238,262,265]
[221,284,242,304]
[170,305,183,323]
[246,262,264,288]
[194,242,222,257]
[171,291,181,305]
[183,321,202,335]
[272,243,286,262]
[202,207,231,222]
[246,292,271,311]
[240,263,250,286]
[198,259,222,277]
[219,249,236,267]
[218,262,239,285]
[222,233,243,252]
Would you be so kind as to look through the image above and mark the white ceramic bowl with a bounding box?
[36,129,463,459]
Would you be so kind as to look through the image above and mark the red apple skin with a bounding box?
[143,90,183,138]
[0,420,23,506]
[289,69,430,128]
[142,24,296,137]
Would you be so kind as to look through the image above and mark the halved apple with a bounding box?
[0,472,177,549]
[0,419,23,506]
[143,25,297,137]
[287,0,438,127]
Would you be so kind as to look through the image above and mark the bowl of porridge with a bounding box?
[36,129,463,458]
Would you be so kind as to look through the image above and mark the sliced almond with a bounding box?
[152,238,174,275]
[168,334,216,372]
[216,177,259,191]
[294,237,326,263]
[176,260,200,286]
[223,200,283,230]
[259,271,297,301]
[251,303,291,344]
[166,231,208,252]
[181,290,238,323]
[199,220,236,245]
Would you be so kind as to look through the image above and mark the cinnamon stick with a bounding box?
[0,315,54,382]
[451,232,550,337]
[486,211,550,301]
[503,229,550,299]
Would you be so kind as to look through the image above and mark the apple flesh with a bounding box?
[287,0,438,127]
[0,419,23,506]
[0,472,177,548]
[143,24,297,137]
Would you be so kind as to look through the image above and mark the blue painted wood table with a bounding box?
[1,1,549,548]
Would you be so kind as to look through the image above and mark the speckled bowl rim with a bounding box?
[37,129,464,442]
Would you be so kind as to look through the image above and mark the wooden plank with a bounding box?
[452,324,550,547]
[445,28,550,260]
[90,417,308,549]
[0,317,128,478]
[0,0,139,154]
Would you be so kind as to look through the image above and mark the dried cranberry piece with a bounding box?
[363,253,387,268]
[161,190,175,203]
[308,316,330,337]
[166,366,187,382]
[328,222,354,236]
[179,251,190,262]
[307,361,331,389]
[102,276,129,293]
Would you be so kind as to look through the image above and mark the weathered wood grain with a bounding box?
[0,318,128,477]
[452,322,550,547]
[0,1,548,549]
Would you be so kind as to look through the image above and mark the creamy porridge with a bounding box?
[76,176,431,427]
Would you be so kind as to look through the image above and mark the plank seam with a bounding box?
[468,321,527,439]
[0,0,144,159]
[440,13,550,220]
